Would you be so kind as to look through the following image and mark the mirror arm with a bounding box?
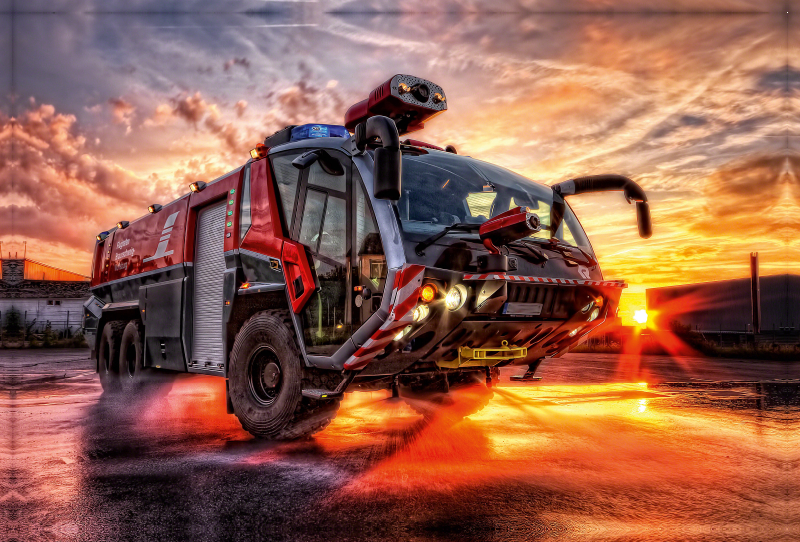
[355,115,400,153]
[552,174,652,239]
[553,174,647,203]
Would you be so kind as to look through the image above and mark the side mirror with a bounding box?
[355,116,401,200]
[636,201,652,239]
[292,150,344,176]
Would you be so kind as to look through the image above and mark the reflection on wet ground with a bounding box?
[1,350,798,541]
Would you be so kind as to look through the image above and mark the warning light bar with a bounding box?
[344,75,447,136]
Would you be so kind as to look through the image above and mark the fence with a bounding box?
[0,308,83,341]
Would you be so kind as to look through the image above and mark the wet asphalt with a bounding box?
[1,349,798,541]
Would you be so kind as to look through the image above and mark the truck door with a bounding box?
[292,153,350,356]
[269,148,386,358]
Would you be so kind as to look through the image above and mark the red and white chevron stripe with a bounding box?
[463,273,627,288]
[343,264,425,370]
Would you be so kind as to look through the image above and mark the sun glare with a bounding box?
[633,309,648,325]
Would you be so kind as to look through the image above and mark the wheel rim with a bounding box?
[247,347,282,406]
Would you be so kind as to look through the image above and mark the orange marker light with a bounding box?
[250,143,268,160]
[241,282,250,290]
[420,283,437,303]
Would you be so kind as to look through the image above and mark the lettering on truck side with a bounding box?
[143,211,180,263]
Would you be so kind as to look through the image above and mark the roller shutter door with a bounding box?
[193,202,226,368]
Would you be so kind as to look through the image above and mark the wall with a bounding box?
[0,298,85,333]
[646,274,800,333]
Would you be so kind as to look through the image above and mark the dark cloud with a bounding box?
[108,97,135,126]
[757,67,800,92]
[223,57,250,72]
[691,155,798,238]
[170,92,208,126]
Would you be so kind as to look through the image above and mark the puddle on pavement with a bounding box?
[4,374,799,541]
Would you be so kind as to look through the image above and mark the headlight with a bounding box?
[581,300,594,313]
[445,284,467,311]
[394,325,412,342]
[588,307,600,322]
[412,304,430,322]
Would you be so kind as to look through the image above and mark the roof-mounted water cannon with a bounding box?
[344,75,447,136]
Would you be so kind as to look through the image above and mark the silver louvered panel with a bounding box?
[193,202,226,368]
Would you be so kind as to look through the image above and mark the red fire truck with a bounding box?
[84,74,652,439]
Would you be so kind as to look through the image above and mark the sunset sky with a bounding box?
[1,2,798,324]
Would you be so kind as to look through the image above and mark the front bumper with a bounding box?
[416,273,626,368]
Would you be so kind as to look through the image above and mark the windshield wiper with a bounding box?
[506,239,549,265]
[525,238,597,267]
[415,223,481,256]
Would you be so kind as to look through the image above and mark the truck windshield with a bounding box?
[395,152,593,253]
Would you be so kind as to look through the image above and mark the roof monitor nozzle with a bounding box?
[344,75,447,136]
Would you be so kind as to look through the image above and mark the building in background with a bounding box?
[0,257,90,335]
[647,274,800,347]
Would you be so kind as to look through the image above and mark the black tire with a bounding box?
[98,321,125,393]
[228,310,341,440]
[118,320,174,396]
[401,371,493,419]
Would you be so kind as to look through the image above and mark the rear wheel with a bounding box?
[119,320,174,395]
[98,321,125,393]
[228,310,341,440]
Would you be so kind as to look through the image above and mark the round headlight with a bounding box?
[394,325,413,342]
[412,304,430,322]
[445,284,467,311]
[588,307,601,322]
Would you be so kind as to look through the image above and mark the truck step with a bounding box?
[510,374,543,382]
[302,389,342,400]
[301,370,357,401]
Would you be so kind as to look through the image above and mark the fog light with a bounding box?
[413,304,430,322]
[420,283,437,303]
[394,325,413,342]
[445,284,467,311]
[569,328,579,337]
[588,307,600,322]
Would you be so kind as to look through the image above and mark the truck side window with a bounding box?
[271,153,302,232]
[239,165,251,242]
[295,154,350,354]
[308,160,346,192]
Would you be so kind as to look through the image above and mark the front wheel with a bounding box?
[228,310,340,440]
